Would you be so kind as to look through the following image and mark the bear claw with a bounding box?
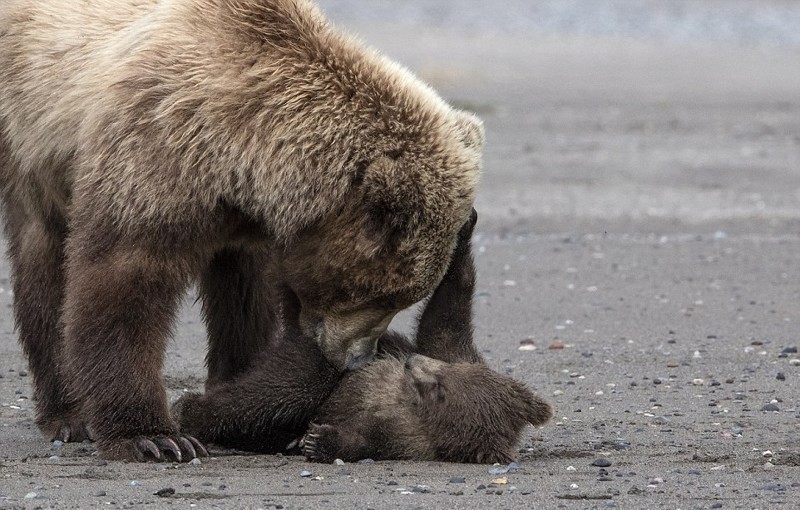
[40,417,93,443]
[55,422,93,443]
[303,423,338,463]
[122,434,209,462]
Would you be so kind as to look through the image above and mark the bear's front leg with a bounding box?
[62,244,207,462]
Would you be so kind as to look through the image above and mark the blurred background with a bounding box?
[318,0,800,236]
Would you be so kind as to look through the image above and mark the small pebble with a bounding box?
[790,359,800,366]
[761,403,780,412]
[155,488,175,497]
[357,458,375,465]
[52,440,64,448]
[24,492,37,500]
[93,491,107,497]
[518,339,536,351]
[449,477,466,484]
[48,455,60,461]
[692,378,704,386]
[688,469,701,475]
[776,372,786,381]
[491,477,508,485]
[548,341,565,350]
[129,481,139,486]
[300,470,312,478]
[19,371,28,377]
[334,459,345,466]
[566,465,576,472]
[782,347,798,354]
[188,458,202,466]
[591,458,612,468]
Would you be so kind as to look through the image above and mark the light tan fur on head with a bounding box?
[0,0,483,370]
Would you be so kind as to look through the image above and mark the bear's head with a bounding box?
[274,112,483,371]
[403,354,553,464]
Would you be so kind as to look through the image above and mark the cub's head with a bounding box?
[275,112,483,371]
[403,354,553,464]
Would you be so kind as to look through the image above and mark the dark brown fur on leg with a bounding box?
[414,208,482,363]
[0,198,90,442]
[174,284,342,451]
[200,248,277,390]
[0,141,90,443]
[62,235,206,461]
[173,333,341,452]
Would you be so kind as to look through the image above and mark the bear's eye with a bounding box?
[386,148,404,160]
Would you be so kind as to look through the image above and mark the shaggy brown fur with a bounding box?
[174,212,553,463]
[0,0,482,461]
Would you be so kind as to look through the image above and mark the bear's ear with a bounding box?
[356,157,412,251]
[453,111,485,149]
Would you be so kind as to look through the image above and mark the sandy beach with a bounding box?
[2,1,799,508]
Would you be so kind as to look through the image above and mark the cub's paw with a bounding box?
[101,434,209,462]
[38,415,93,443]
[303,423,341,464]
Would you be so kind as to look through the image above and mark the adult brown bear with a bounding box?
[0,0,482,461]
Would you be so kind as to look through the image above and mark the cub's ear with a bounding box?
[453,111,485,149]
[508,379,553,426]
[405,355,446,404]
[515,383,554,426]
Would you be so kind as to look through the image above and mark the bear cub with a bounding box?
[174,211,553,463]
